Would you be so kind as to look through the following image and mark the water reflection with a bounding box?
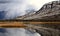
[0,28,41,36]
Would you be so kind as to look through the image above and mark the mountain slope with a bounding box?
[17,1,60,21]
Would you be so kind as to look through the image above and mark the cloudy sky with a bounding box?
[0,0,57,19]
[0,0,58,36]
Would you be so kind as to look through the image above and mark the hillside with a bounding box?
[17,1,60,21]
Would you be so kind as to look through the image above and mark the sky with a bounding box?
[0,0,59,36]
[0,0,57,19]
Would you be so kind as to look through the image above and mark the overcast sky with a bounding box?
[0,0,57,19]
[0,0,58,36]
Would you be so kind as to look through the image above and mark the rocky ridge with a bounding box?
[17,1,60,20]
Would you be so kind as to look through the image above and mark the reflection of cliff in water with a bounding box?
[25,24,60,36]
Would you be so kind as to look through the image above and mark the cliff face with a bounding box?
[17,1,60,20]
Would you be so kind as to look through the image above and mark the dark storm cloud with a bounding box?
[0,0,36,20]
[0,11,5,19]
[0,0,28,19]
[0,0,12,3]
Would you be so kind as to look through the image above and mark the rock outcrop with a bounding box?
[17,1,60,21]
